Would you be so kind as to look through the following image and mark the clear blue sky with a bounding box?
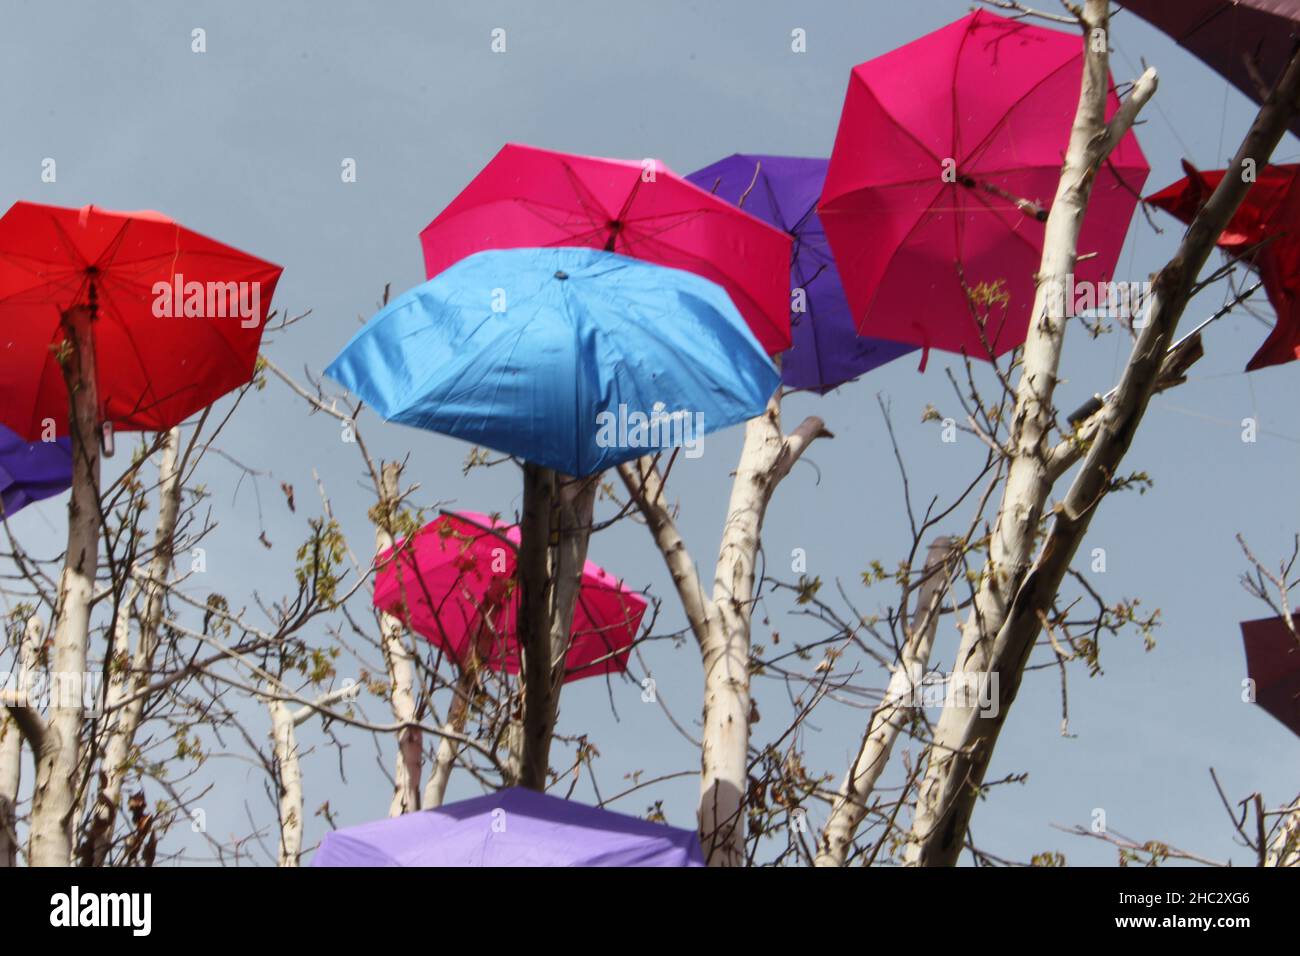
[2,0,1296,865]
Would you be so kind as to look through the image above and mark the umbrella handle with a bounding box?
[100,421,115,458]
[957,173,1049,222]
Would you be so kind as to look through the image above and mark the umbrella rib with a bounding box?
[557,158,617,225]
[950,11,976,168]
[0,268,83,306]
[826,81,946,197]
[960,56,1082,173]
[45,213,99,272]
[618,226,779,345]
[89,217,142,272]
[965,184,1048,260]
[757,171,792,232]
[22,316,63,438]
[833,180,946,332]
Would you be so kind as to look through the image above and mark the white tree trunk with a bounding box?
[375,461,422,816]
[84,426,182,866]
[423,664,476,808]
[268,692,302,866]
[1266,795,1300,867]
[29,305,101,867]
[620,397,828,866]
[905,3,1151,866]
[906,4,1300,865]
[816,537,957,866]
[0,615,41,867]
[700,402,785,866]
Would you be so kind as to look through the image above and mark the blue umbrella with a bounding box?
[326,247,779,477]
[0,423,71,517]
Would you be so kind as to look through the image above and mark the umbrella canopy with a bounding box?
[819,10,1150,360]
[373,511,646,683]
[686,154,917,391]
[1120,1,1300,139]
[0,202,283,439]
[0,424,71,517]
[313,787,704,866]
[326,247,780,477]
[1239,614,1300,739]
[1146,161,1300,370]
[419,142,794,354]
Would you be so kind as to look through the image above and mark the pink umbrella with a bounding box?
[819,10,1149,360]
[419,143,793,354]
[373,511,647,683]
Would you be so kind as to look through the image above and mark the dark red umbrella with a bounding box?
[0,202,283,439]
[1240,614,1300,739]
[1146,162,1300,370]
[1120,1,1300,137]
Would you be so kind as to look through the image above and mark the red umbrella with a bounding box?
[373,512,647,684]
[0,202,283,439]
[1240,614,1300,739]
[1146,162,1300,370]
[419,143,793,354]
[819,10,1149,360]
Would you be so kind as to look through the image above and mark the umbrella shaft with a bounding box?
[958,173,1049,222]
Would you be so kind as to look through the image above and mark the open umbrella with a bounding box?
[326,246,779,477]
[419,142,794,354]
[0,201,282,866]
[374,511,647,683]
[819,10,1149,360]
[0,202,283,438]
[1146,161,1300,370]
[1239,614,1300,739]
[1120,1,1300,138]
[0,424,71,517]
[313,787,704,866]
[686,154,917,391]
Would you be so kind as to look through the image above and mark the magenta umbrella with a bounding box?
[419,143,793,354]
[373,511,647,684]
[819,10,1149,360]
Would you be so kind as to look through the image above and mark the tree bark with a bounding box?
[422,663,476,808]
[816,537,957,866]
[375,461,422,815]
[618,398,828,866]
[268,691,302,866]
[700,402,785,866]
[908,13,1300,867]
[517,465,596,791]
[1266,795,1300,868]
[28,305,101,867]
[0,615,41,867]
[82,426,182,866]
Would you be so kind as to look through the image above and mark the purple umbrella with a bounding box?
[312,788,704,866]
[1120,1,1300,137]
[686,154,916,393]
[0,423,71,518]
